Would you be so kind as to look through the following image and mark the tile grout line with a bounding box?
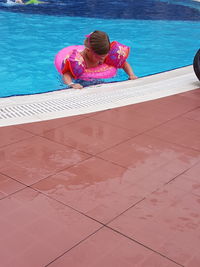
[145,132,200,154]
[0,134,36,150]
[104,225,184,267]
[43,192,183,267]
[43,195,181,266]
[0,166,193,266]
[44,225,106,267]
[89,103,200,134]
[13,115,89,134]
[29,187,107,226]
[92,106,200,158]
[0,183,183,266]
[0,177,187,267]
[165,159,200,186]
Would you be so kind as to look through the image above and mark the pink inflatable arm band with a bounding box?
[105,41,130,68]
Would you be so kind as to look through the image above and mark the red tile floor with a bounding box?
[0,88,200,267]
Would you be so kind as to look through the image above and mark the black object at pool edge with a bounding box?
[193,49,200,81]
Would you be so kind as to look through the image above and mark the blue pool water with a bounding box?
[0,0,200,97]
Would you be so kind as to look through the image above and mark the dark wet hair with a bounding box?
[85,30,110,55]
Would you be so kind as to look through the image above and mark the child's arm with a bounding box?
[123,61,138,80]
[63,72,83,89]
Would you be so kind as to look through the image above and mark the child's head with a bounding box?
[84,30,110,64]
[85,30,110,55]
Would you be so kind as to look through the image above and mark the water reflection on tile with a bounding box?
[16,115,85,135]
[0,136,90,185]
[42,118,133,155]
[0,88,200,267]
[98,134,200,171]
[33,157,143,223]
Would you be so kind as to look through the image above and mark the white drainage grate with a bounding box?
[0,66,199,126]
[0,88,145,119]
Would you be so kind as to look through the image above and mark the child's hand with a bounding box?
[70,83,83,89]
[129,75,138,80]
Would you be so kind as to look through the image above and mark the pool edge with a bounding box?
[0,65,199,127]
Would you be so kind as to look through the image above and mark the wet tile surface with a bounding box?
[108,184,200,266]
[0,89,200,267]
[91,93,200,133]
[0,136,90,185]
[0,173,25,199]
[48,227,179,267]
[0,188,101,267]
[0,126,33,148]
[16,115,86,135]
[98,134,200,171]
[33,157,144,223]
[183,107,200,122]
[41,117,134,155]
[90,105,161,133]
[147,117,200,151]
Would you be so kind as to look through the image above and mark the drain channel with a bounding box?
[0,66,198,126]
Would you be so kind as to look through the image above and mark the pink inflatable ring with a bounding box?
[54,45,117,81]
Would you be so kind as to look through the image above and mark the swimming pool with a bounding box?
[0,0,200,97]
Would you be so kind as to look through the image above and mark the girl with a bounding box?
[60,30,137,89]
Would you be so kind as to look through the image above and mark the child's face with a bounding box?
[87,48,108,64]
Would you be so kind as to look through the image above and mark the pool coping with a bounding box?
[0,65,199,127]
